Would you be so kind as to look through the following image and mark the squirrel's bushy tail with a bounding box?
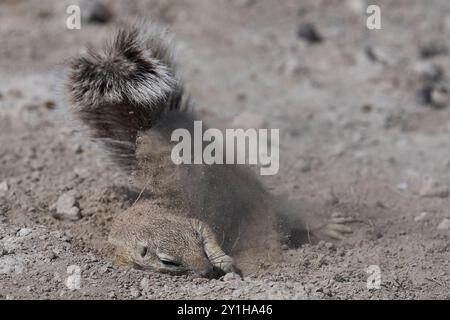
[67,21,185,170]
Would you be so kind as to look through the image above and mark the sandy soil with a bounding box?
[1,0,450,299]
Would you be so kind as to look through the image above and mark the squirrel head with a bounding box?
[109,205,236,277]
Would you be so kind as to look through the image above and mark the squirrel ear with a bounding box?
[134,241,149,257]
[138,244,148,258]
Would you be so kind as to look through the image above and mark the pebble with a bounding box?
[430,84,449,109]
[53,192,81,221]
[232,288,242,298]
[365,45,395,65]
[396,182,409,191]
[417,82,449,109]
[0,181,8,192]
[325,242,335,250]
[437,218,450,230]
[73,167,90,179]
[419,178,449,198]
[16,228,32,237]
[0,256,24,274]
[43,100,56,110]
[99,265,109,274]
[412,61,442,82]
[278,56,304,76]
[223,272,242,282]
[419,40,448,59]
[297,23,323,44]
[46,251,58,261]
[130,286,141,298]
[140,277,150,292]
[73,144,83,154]
[416,83,434,106]
[414,212,430,222]
[80,0,112,24]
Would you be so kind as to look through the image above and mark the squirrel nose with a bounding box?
[197,264,215,277]
[191,259,215,278]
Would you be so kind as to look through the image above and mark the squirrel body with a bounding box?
[67,21,352,276]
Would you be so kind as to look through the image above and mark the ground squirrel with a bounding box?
[66,21,353,277]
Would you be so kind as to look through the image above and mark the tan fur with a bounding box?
[67,21,352,277]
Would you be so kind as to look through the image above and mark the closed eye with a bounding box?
[157,252,181,267]
[159,259,181,267]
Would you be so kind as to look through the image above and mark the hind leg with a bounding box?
[283,210,356,245]
[318,212,355,240]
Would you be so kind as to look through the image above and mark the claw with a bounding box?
[330,216,355,224]
[323,229,346,240]
[327,223,352,233]
[194,219,240,274]
[331,211,345,218]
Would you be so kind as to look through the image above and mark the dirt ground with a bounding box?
[1,0,450,299]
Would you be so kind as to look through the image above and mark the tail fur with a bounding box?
[66,21,185,170]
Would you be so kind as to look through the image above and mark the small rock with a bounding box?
[416,83,434,105]
[417,82,449,109]
[414,211,430,222]
[419,178,449,198]
[0,181,9,192]
[419,40,448,59]
[108,291,116,298]
[0,245,6,257]
[73,144,83,154]
[223,272,241,282]
[47,251,58,261]
[396,182,409,191]
[236,92,247,102]
[365,45,394,65]
[16,228,32,237]
[140,277,150,292]
[232,289,242,298]
[130,287,141,298]
[0,256,24,274]
[44,100,56,109]
[297,23,323,44]
[361,104,373,113]
[412,61,443,82]
[437,218,450,230]
[99,265,109,274]
[53,192,81,221]
[80,0,112,24]
[430,84,449,109]
[73,167,90,179]
[278,56,304,76]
